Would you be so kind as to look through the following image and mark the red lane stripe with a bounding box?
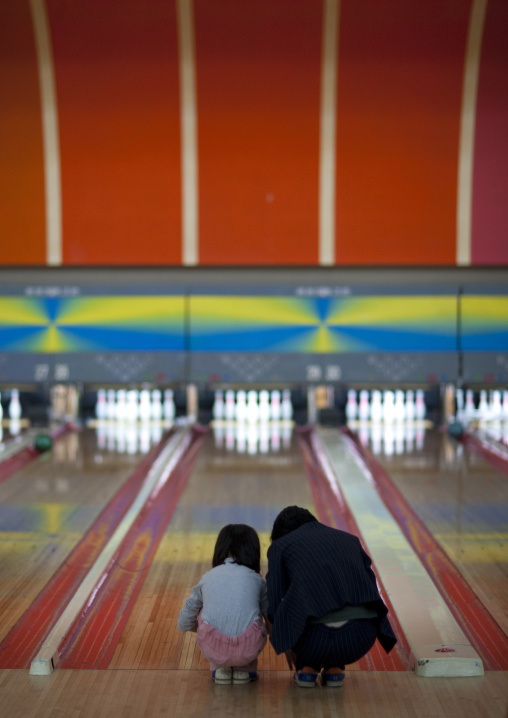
[58,427,207,669]
[342,427,508,671]
[296,427,412,672]
[0,428,175,668]
[461,430,508,478]
[0,424,74,486]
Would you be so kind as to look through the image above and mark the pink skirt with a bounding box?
[197,614,267,669]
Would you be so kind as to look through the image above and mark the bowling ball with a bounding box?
[34,434,53,452]
[447,422,464,439]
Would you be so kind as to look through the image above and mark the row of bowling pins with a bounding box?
[0,388,22,422]
[96,420,163,455]
[456,388,508,423]
[213,421,292,454]
[346,388,426,423]
[96,388,176,423]
[212,389,293,423]
[358,418,427,456]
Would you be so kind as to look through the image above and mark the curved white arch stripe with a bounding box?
[319,0,339,266]
[30,0,62,266]
[456,0,487,266]
[177,0,198,266]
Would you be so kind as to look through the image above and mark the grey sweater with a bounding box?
[177,558,268,637]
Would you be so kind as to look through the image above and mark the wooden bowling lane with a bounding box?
[106,428,315,671]
[363,426,508,636]
[0,427,158,646]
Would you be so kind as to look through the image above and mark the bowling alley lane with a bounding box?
[107,426,315,671]
[362,424,508,635]
[0,426,160,643]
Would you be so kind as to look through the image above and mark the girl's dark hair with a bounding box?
[270,505,317,541]
[212,524,261,573]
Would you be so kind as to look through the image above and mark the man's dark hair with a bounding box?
[270,505,317,541]
[212,524,261,573]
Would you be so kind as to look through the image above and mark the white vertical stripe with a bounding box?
[30,0,62,266]
[456,0,487,267]
[177,0,199,266]
[319,0,339,266]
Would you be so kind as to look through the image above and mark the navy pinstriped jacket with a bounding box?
[266,521,397,654]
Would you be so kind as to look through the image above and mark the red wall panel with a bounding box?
[0,1,46,265]
[335,0,470,265]
[47,0,181,265]
[472,0,508,265]
[195,0,322,265]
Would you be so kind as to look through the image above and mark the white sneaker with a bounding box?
[232,670,255,685]
[213,667,232,684]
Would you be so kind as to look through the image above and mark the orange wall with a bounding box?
[0,0,507,267]
[47,0,182,265]
[196,0,321,265]
[0,1,46,264]
[335,0,470,264]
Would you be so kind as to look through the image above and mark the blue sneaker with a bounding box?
[321,669,345,687]
[233,670,258,685]
[294,670,317,688]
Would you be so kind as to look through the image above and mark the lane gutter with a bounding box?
[341,426,508,671]
[0,426,176,669]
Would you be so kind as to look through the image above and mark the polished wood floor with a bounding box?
[0,425,507,716]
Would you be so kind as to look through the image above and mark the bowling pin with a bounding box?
[126,390,139,422]
[345,389,358,422]
[383,390,395,423]
[478,390,489,420]
[151,389,163,421]
[212,390,225,421]
[370,390,383,423]
[247,390,259,423]
[163,389,176,422]
[225,390,236,422]
[0,391,3,423]
[415,389,426,421]
[247,423,259,454]
[405,390,415,422]
[9,388,22,420]
[235,390,247,423]
[490,390,502,420]
[139,389,152,422]
[116,389,127,422]
[106,389,116,421]
[359,390,370,421]
[394,390,406,422]
[270,390,281,422]
[258,390,271,423]
[281,389,293,421]
[464,389,476,422]
[96,388,107,421]
[502,390,508,420]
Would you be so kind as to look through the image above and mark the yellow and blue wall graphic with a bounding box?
[0,296,185,352]
[189,295,458,353]
[461,295,508,351]
[2,291,506,355]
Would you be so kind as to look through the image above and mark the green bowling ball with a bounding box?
[34,433,53,452]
